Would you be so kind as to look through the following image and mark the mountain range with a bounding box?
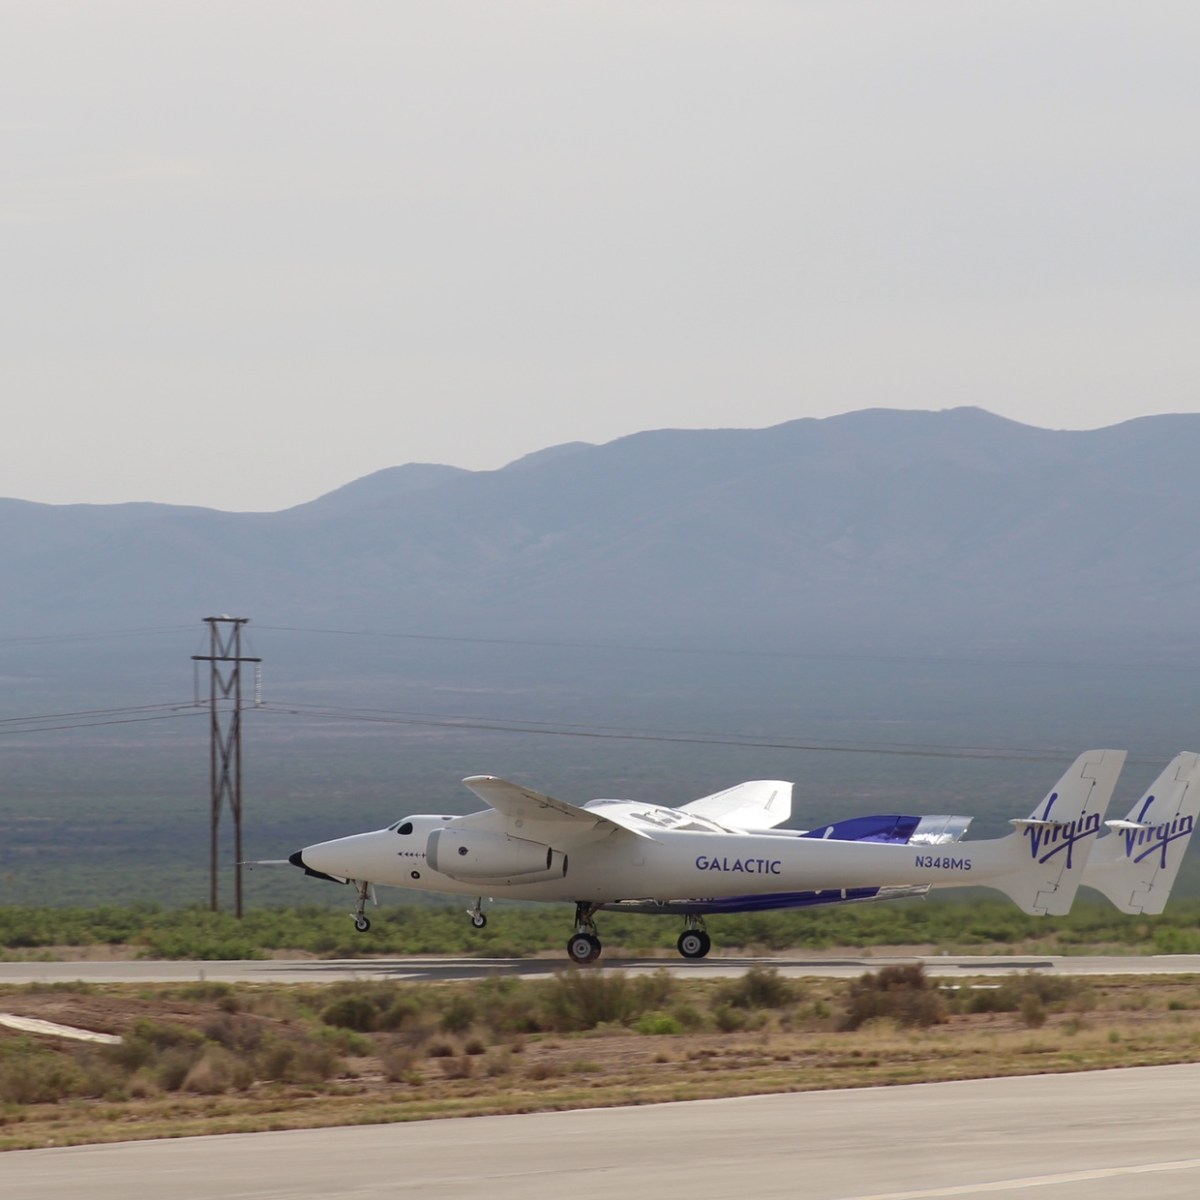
[5,406,1200,649]
[8,405,1200,906]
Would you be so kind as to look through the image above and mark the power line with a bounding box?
[0,702,204,736]
[0,617,1187,674]
[0,701,195,725]
[251,622,1188,674]
[255,699,1161,766]
[0,691,1170,767]
[0,625,193,647]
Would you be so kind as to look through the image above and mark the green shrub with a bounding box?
[377,995,423,1032]
[712,1003,747,1033]
[1019,993,1047,1028]
[202,1013,264,1055]
[0,1039,86,1104]
[714,966,795,1010]
[156,1045,207,1091]
[379,1043,420,1082]
[105,1018,203,1077]
[314,1025,372,1055]
[474,979,544,1036]
[636,1012,683,1035]
[439,996,477,1034]
[182,1045,253,1094]
[258,1039,299,1081]
[960,972,1085,1016]
[320,994,378,1032]
[540,970,636,1031]
[633,970,677,1009]
[841,963,947,1030]
[669,1002,706,1031]
[282,1041,340,1083]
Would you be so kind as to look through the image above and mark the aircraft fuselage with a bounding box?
[297,812,1051,904]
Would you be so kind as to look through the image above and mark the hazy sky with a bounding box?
[4,2,1198,511]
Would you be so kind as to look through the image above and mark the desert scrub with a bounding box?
[840,963,947,1030]
[713,966,797,1011]
[0,1038,88,1104]
[953,972,1090,1017]
[539,970,640,1031]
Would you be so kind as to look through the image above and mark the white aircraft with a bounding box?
[288,748,1199,963]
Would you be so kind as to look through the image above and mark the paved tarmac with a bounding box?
[2,952,1200,986]
[3,1063,1199,1198]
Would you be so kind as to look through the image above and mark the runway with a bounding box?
[3,1063,1199,1198]
[2,952,1200,986]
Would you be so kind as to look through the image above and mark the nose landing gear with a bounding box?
[467,898,488,929]
[351,880,376,933]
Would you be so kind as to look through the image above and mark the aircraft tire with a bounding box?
[677,930,710,959]
[471,914,488,929]
[354,916,371,933]
[567,933,601,964]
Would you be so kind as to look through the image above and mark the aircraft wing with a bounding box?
[461,776,655,839]
[679,779,793,830]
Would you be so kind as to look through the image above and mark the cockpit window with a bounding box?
[392,821,414,835]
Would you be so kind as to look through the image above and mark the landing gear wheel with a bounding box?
[467,898,488,929]
[567,932,602,964]
[351,880,374,934]
[677,930,711,959]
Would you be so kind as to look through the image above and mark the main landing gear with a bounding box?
[466,898,488,929]
[677,914,711,959]
[563,906,713,963]
[351,880,376,933]
[566,902,602,964]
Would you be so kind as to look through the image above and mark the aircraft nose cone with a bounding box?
[288,846,345,884]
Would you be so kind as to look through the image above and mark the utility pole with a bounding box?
[193,616,261,917]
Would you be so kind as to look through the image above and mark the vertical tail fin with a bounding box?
[988,749,1125,915]
[1083,751,1200,914]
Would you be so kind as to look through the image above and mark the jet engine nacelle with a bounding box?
[426,828,568,884]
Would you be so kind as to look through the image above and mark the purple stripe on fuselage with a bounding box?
[683,887,884,914]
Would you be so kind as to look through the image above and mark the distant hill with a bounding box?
[8,406,1200,907]
[4,406,1200,646]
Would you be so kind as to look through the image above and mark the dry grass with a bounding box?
[3,972,1200,1150]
